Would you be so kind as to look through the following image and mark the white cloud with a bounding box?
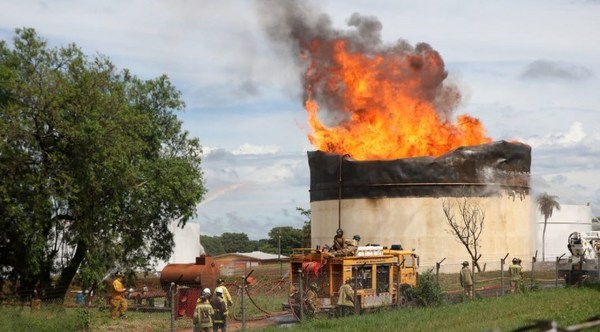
[526,122,586,148]
[2,0,600,239]
[520,60,594,81]
[232,143,280,155]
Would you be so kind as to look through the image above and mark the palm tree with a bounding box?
[536,193,561,262]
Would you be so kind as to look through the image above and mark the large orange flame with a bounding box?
[303,39,491,160]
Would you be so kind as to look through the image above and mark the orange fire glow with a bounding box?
[304,39,491,160]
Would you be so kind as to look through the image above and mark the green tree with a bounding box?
[296,207,311,247]
[200,235,225,256]
[268,226,303,256]
[257,238,277,254]
[536,193,561,262]
[221,232,257,253]
[0,28,206,299]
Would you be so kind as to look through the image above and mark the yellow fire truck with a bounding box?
[288,245,419,318]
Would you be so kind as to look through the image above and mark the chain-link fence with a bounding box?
[419,254,590,302]
[1,255,596,327]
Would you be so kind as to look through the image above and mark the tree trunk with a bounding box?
[542,217,548,262]
[52,240,88,301]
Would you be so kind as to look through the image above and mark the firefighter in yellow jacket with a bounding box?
[211,287,228,332]
[509,258,523,293]
[110,271,128,319]
[194,288,214,332]
[337,278,354,317]
[216,278,233,309]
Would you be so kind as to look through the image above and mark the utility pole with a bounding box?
[278,232,282,277]
[241,267,246,331]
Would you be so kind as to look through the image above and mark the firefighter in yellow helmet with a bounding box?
[216,278,233,309]
[509,257,523,293]
[211,287,228,332]
[110,271,128,319]
[194,288,214,332]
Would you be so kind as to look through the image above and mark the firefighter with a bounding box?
[305,283,319,317]
[211,287,228,332]
[509,257,523,294]
[459,261,473,298]
[110,271,128,319]
[332,228,345,251]
[337,278,355,317]
[330,234,360,257]
[31,288,41,311]
[343,235,360,256]
[194,288,214,332]
[216,278,233,309]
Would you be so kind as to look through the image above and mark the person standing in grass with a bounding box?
[459,261,473,298]
[110,271,128,319]
[510,258,523,293]
[337,278,355,317]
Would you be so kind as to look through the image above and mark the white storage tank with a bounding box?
[536,204,594,260]
[309,141,534,270]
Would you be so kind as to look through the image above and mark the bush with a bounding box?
[405,272,445,307]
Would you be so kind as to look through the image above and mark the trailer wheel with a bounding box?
[397,295,408,307]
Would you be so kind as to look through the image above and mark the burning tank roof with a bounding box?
[308,140,531,202]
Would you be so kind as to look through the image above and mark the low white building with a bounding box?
[535,203,594,261]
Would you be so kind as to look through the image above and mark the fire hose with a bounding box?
[231,277,287,321]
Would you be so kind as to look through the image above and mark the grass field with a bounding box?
[2,284,598,331]
[261,285,600,332]
[1,265,597,332]
[0,271,290,332]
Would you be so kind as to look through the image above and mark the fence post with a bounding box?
[530,250,537,290]
[597,255,600,282]
[501,253,509,296]
[471,259,476,298]
[435,257,446,284]
[298,269,304,320]
[555,254,565,288]
[353,266,359,315]
[170,282,175,332]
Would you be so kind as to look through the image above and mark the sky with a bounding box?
[1,0,599,241]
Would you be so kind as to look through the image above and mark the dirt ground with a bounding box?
[177,312,294,332]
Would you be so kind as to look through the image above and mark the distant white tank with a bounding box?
[536,204,593,260]
[309,141,534,271]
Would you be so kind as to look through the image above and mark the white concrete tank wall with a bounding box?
[312,193,533,271]
[535,204,593,261]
